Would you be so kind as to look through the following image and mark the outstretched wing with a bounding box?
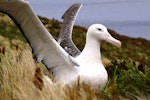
[0,0,78,81]
[58,3,82,57]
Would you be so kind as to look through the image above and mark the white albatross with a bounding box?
[0,0,121,89]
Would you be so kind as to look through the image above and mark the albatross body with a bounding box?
[0,0,121,89]
[75,24,121,88]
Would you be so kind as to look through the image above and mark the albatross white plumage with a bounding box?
[0,0,121,89]
[75,24,121,88]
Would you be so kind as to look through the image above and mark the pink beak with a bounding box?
[105,32,121,47]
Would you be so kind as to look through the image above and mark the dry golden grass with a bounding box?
[0,49,63,100]
[0,46,105,100]
[0,49,36,100]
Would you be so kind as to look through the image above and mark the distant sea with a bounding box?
[29,0,150,40]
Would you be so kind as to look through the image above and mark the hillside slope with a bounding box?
[0,13,150,99]
[1,13,149,67]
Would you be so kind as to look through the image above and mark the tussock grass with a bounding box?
[0,13,150,100]
[0,49,36,100]
[0,49,64,100]
[0,48,149,100]
[0,48,104,100]
[105,59,150,100]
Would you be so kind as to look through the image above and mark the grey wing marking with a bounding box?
[58,3,82,57]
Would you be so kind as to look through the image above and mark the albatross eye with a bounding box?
[97,28,102,31]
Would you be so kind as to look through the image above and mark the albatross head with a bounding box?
[87,24,121,47]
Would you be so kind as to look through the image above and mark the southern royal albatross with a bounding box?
[0,0,121,89]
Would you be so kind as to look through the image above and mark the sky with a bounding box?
[28,0,150,40]
[28,0,150,22]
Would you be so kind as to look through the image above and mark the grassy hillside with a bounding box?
[39,16,150,67]
[0,13,150,99]
[0,13,150,67]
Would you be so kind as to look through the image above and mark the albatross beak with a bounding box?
[105,32,121,48]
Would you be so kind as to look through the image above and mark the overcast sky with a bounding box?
[28,0,150,40]
[29,0,150,21]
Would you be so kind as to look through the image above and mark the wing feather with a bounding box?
[0,0,77,81]
[58,3,82,57]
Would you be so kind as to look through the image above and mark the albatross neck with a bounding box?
[79,36,102,63]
